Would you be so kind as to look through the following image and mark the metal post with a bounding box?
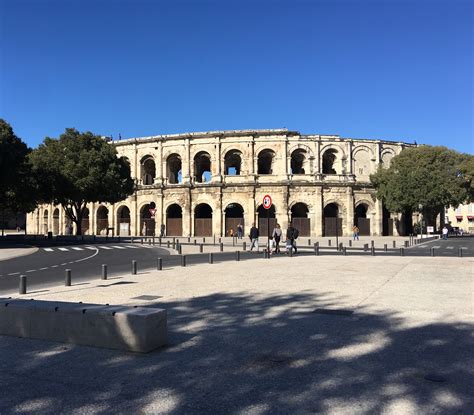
[159,237,162,246]
[338,242,343,252]
[392,240,396,248]
[308,239,311,246]
[349,240,352,247]
[343,247,347,256]
[232,237,235,247]
[220,242,224,252]
[148,239,151,245]
[19,275,27,294]
[152,236,155,245]
[289,247,293,257]
[203,237,206,243]
[430,247,435,257]
[405,241,409,248]
[328,239,331,247]
[371,246,375,256]
[400,247,404,256]
[101,264,107,280]
[213,235,216,245]
[364,243,368,252]
[314,242,319,255]
[235,251,240,261]
[194,239,197,245]
[157,257,162,270]
[141,238,143,244]
[371,240,374,248]
[167,240,170,248]
[178,243,182,255]
[65,269,71,286]
[172,239,176,250]
[458,248,463,257]
[132,260,137,275]
[209,252,213,264]
[335,215,339,248]
[384,244,387,252]
[243,241,246,251]
[199,244,203,253]
[188,237,190,242]
[181,255,186,267]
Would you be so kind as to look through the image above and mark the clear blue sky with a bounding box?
[1,0,472,153]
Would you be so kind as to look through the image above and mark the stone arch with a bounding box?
[290,202,310,236]
[43,209,49,234]
[321,144,346,175]
[257,148,276,175]
[352,147,373,179]
[354,202,370,236]
[166,153,182,184]
[166,203,182,236]
[224,202,245,236]
[290,149,309,174]
[116,205,131,236]
[257,204,276,237]
[139,202,156,236]
[381,149,396,168]
[194,203,213,236]
[323,202,342,236]
[194,151,212,183]
[52,208,60,235]
[96,205,109,235]
[140,155,156,185]
[224,149,243,175]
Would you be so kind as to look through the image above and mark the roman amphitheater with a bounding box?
[27,129,414,238]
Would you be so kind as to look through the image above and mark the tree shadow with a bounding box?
[0,291,472,414]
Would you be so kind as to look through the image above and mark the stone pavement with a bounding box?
[0,246,38,261]
[0,254,472,414]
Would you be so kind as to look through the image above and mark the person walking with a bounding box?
[272,223,282,254]
[352,225,360,241]
[160,224,166,238]
[249,223,259,252]
[237,223,243,239]
[442,225,448,240]
[286,222,299,254]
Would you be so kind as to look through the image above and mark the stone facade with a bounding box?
[27,129,412,237]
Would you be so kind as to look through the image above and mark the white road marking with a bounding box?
[99,246,113,250]
[39,267,48,270]
[51,265,58,268]
[58,247,69,251]
[60,263,67,266]
[8,272,20,276]
[462,247,468,249]
[85,246,96,250]
[25,270,36,273]
[447,247,454,250]
[44,248,54,252]
[433,245,441,248]
[111,245,126,250]
[73,247,99,263]
[71,247,84,251]
[125,245,140,249]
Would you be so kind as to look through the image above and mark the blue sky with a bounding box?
[1,0,472,153]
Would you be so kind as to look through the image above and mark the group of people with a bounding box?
[248,222,299,255]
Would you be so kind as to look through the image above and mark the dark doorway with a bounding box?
[81,208,90,235]
[225,203,244,236]
[195,203,212,236]
[166,204,182,236]
[53,208,60,235]
[257,204,276,237]
[323,203,342,236]
[291,203,310,236]
[141,156,156,185]
[382,205,394,236]
[96,206,109,235]
[257,150,275,175]
[354,204,370,236]
[117,206,130,236]
[140,203,156,236]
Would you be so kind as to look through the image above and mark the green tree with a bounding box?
[30,128,134,235]
[370,146,473,229]
[0,119,36,234]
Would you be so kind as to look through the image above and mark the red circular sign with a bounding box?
[262,195,272,210]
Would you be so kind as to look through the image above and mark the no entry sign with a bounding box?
[262,194,272,210]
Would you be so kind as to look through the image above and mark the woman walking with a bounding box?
[272,223,282,254]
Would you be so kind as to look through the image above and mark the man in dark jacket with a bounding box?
[286,222,299,254]
[249,223,259,252]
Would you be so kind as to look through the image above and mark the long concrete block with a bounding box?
[0,299,167,353]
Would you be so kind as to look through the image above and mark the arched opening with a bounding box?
[116,205,131,236]
[381,152,394,168]
[257,149,275,175]
[291,203,310,236]
[166,204,182,236]
[257,204,276,237]
[96,206,109,235]
[141,156,156,185]
[322,149,338,174]
[383,204,394,236]
[224,150,242,175]
[140,202,156,236]
[354,203,370,236]
[290,149,308,174]
[353,149,372,180]
[53,208,60,235]
[323,203,342,236]
[194,203,213,236]
[43,210,49,234]
[167,154,182,184]
[225,203,244,236]
[194,152,212,183]
[81,208,90,235]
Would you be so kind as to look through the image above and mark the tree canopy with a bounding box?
[30,128,134,235]
[0,119,36,223]
[370,145,473,227]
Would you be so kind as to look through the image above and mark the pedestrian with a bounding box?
[442,225,448,240]
[237,223,243,239]
[286,222,299,254]
[229,228,234,237]
[272,223,282,254]
[160,223,166,238]
[352,225,360,241]
[249,223,259,252]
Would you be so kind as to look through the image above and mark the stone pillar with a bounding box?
[131,196,138,236]
[183,189,192,237]
[374,199,383,236]
[345,188,354,236]
[314,187,323,236]
[110,203,116,236]
[90,203,96,235]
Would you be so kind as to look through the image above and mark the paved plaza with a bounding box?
[0,252,473,414]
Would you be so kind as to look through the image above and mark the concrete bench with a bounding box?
[0,298,167,353]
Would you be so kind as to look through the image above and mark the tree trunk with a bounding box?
[75,209,83,236]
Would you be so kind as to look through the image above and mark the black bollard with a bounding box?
[289,247,293,257]
[314,242,319,256]
[393,240,396,248]
[65,269,71,286]
[19,275,27,294]
[181,255,186,267]
[194,239,197,245]
[458,248,463,257]
[243,241,247,251]
[199,244,203,253]
[101,264,107,280]
[339,242,343,252]
[209,253,214,264]
[132,260,137,275]
[157,257,163,271]
[349,240,352,247]
[167,240,170,248]
[220,242,224,252]
[148,239,151,246]
[384,244,388,252]
[400,247,404,256]
[405,241,409,248]
[371,240,374,247]
[203,237,206,243]
[430,247,435,257]
[178,243,182,255]
[172,239,176,250]
[371,246,375,256]
[188,237,190,242]
[364,243,368,252]
[235,251,240,261]
[159,237,162,246]
[131,237,134,243]
[141,238,143,244]
[308,239,311,246]
[343,247,347,256]
[328,239,331,247]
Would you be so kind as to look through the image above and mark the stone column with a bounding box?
[183,189,192,237]
[345,188,354,236]
[90,203,96,235]
[314,187,323,236]
[374,199,383,236]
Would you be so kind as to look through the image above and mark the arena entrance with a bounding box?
[257,205,276,238]
[140,203,156,236]
[354,204,370,236]
[117,206,130,236]
[225,203,244,236]
[166,204,182,236]
[96,206,109,235]
[291,203,310,236]
[53,208,60,235]
[195,203,213,236]
[323,203,342,236]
